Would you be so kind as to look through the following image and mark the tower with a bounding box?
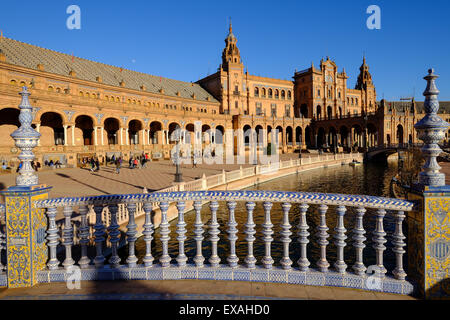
[355,56,376,113]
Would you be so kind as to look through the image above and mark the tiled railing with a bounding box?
[33,190,415,294]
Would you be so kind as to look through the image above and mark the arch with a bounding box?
[367,123,378,148]
[267,125,273,144]
[286,126,293,145]
[339,126,349,147]
[329,126,337,148]
[40,112,64,146]
[281,90,286,99]
[128,119,143,145]
[104,117,120,145]
[274,89,279,99]
[254,87,259,97]
[268,88,273,98]
[317,127,326,148]
[287,90,292,100]
[275,125,283,145]
[255,125,263,144]
[316,105,322,120]
[243,124,252,145]
[327,106,333,119]
[305,126,312,148]
[201,124,212,144]
[261,88,266,97]
[397,124,404,145]
[351,124,363,149]
[168,122,181,144]
[149,121,162,144]
[295,126,302,146]
[0,108,20,148]
[215,125,225,144]
[75,115,94,145]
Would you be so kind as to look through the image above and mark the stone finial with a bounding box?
[414,69,450,187]
[10,87,41,187]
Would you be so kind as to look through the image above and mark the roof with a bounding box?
[0,37,218,102]
[378,100,450,114]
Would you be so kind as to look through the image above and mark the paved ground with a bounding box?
[0,280,416,300]
[0,153,309,199]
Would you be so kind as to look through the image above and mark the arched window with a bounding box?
[268,88,273,98]
[275,89,279,99]
[288,91,292,99]
[262,88,266,97]
[281,90,285,99]
[20,81,26,87]
[254,87,259,97]
[10,80,17,85]
[79,91,83,97]
[56,87,61,93]
[48,86,54,92]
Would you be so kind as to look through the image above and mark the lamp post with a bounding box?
[173,126,183,183]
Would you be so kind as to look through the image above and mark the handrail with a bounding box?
[36,190,414,211]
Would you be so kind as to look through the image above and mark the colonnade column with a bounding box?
[120,127,124,145]
[94,127,98,146]
[71,125,75,146]
[125,128,129,145]
[35,123,41,146]
[99,127,104,146]
[63,125,68,146]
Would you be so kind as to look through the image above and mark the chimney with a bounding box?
[69,69,76,77]
[37,63,45,71]
[96,76,102,83]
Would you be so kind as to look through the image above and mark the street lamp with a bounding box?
[173,126,183,183]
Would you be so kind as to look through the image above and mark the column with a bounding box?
[94,126,98,146]
[63,125,68,146]
[142,129,146,146]
[35,123,41,146]
[120,127,124,145]
[71,125,75,146]
[100,127,104,146]
[125,128,129,145]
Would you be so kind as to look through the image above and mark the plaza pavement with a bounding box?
[0,279,416,300]
[0,153,309,199]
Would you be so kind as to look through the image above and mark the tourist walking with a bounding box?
[115,159,121,174]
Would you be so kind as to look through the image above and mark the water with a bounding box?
[122,160,405,273]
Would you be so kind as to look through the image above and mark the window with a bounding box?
[285,104,291,118]
[271,103,277,117]
[256,102,263,115]
[262,88,266,97]
[328,89,331,98]
[281,90,285,99]
[254,87,259,97]
[268,89,273,98]
[235,101,238,108]
[338,91,341,99]
[275,89,279,99]
[317,89,321,97]
[288,91,292,99]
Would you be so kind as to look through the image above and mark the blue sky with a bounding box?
[1,0,449,100]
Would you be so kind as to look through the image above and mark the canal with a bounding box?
[124,160,405,272]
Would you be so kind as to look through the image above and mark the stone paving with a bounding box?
[0,280,416,300]
[0,153,309,199]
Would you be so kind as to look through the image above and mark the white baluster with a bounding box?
[78,205,91,268]
[142,202,154,267]
[107,204,121,267]
[392,210,407,280]
[244,202,256,269]
[193,201,205,267]
[226,201,238,268]
[62,206,75,269]
[46,207,59,270]
[262,202,274,269]
[159,202,171,267]
[176,201,188,267]
[316,204,330,272]
[352,207,366,275]
[126,203,138,267]
[297,203,310,271]
[372,209,387,277]
[93,205,106,267]
[334,206,347,273]
[280,202,292,270]
[208,201,220,267]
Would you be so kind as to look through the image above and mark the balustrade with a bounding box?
[27,190,414,294]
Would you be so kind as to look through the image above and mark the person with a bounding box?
[90,157,95,172]
[44,160,49,167]
[2,162,7,171]
[36,161,41,171]
[115,158,121,174]
[31,160,36,171]
[95,158,100,171]
[192,154,197,168]
[16,161,23,173]
[55,160,61,169]
[129,157,133,169]
[49,160,54,168]
[133,158,138,169]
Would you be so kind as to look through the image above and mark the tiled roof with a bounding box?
[0,37,218,102]
[377,100,450,114]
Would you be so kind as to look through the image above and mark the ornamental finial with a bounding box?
[10,87,41,187]
[414,69,450,188]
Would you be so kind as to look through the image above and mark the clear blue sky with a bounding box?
[1,0,449,100]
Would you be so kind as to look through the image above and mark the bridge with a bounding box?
[0,69,448,300]
[366,143,422,161]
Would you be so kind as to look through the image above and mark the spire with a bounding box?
[229,17,232,34]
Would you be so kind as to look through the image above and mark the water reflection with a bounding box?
[122,161,404,273]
